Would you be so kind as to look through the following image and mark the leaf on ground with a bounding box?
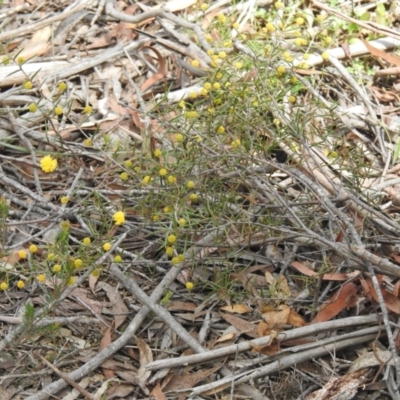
[305,369,367,400]
[19,26,51,59]
[99,322,116,379]
[150,382,166,400]
[361,38,400,68]
[265,271,291,298]
[140,46,167,92]
[167,301,197,311]
[219,312,258,338]
[219,303,252,314]
[216,331,238,343]
[105,383,135,399]
[132,336,153,394]
[360,277,400,314]
[251,330,281,355]
[288,308,307,327]
[262,306,290,327]
[163,365,220,392]
[97,282,129,329]
[291,261,360,281]
[311,282,358,324]
[70,287,103,315]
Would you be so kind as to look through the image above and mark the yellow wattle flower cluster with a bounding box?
[40,155,58,173]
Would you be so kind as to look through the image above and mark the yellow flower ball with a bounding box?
[163,206,172,213]
[294,37,301,46]
[178,218,186,227]
[28,103,37,113]
[175,133,184,142]
[37,274,46,283]
[74,259,83,269]
[29,244,38,253]
[83,105,92,114]
[274,1,283,9]
[322,52,329,60]
[217,14,226,23]
[58,82,67,91]
[166,246,174,256]
[103,242,111,251]
[154,149,162,158]
[178,254,185,262]
[189,193,198,202]
[276,65,286,75]
[47,253,56,260]
[189,91,197,99]
[120,172,129,181]
[200,3,208,11]
[83,237,91,245]
[84,139,92,147]
[203,82,212,90]
[266,22,275,32]
[18,250,27,259]
[53,264,62,273]
[114,255,122,263]
[185,281,194,290]
[124,160,133,168]
[17,56,26,65]
[288,95,296,103]
[16,280,25,289]
[213,82,221,90]
[231,139,241,149]
[167,175,177,184]
[40,155,58,173]
[219,51,227,59]
[185,111,198,119]
[23,81,33,90]
[113,211,125,226]
[205,34,212,43]
[54,106,63,116]
[234,62,243,69]
[171,256,180,265]
[159,168,167,177]
[92,269,100,277]
[167,234,177,244]
[60,196,69,204]
[67,277,76,285]
[0,282,8,291]
[142,175,151,185]
[186,180,195,189]
[296,17,304,25]
[191,60,200,67]
[152,214,160,222]
[217,126,225,134]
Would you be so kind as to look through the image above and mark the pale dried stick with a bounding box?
[188,327,380,397]
[37,354,96,400]
[145,315,379,371]
[0,0,90,42]
[110,263,267,400]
